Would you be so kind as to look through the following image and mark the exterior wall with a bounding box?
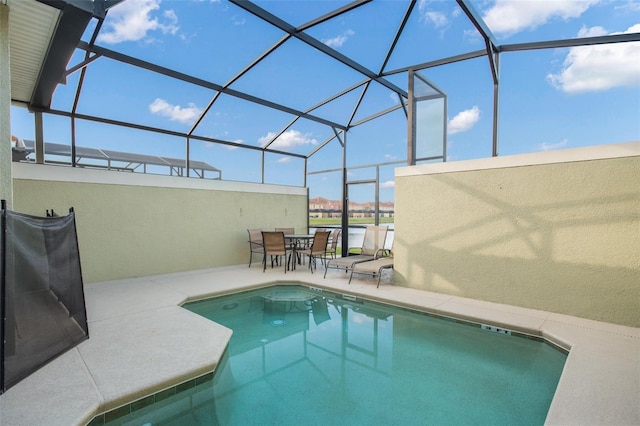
[394,142,640,327]
[0,4,12,207]
[12,163,308,283]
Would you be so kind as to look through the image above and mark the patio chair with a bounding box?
[324,229,341,259]
[275,226,297,249]
[247,228,263,268]
[297,230,330,273]
[349,249,394,287]
[324,225,388,279]
[275,227,295,238]
[261,231,293,273]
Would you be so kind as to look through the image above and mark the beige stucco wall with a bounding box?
[12,163,308,283]
[0,4,12,207]
[394,142,639,327]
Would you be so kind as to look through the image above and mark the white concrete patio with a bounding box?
[0,264,638,425]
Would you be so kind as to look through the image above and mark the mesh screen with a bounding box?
[1,206,88,394]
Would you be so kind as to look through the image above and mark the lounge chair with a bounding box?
[297,230,330,273]
[261,231,293,273]
[349,249,394,287]
[324,225,388,279]
[247,229,263,267]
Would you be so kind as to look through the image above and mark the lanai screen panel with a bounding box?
[412,72,446,163]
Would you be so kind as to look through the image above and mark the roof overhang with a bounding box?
[8,0,59,107]
[8,0,122,110]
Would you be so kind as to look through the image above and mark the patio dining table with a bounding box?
[285,234,314,270]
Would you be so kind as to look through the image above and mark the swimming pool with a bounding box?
[102,284,566,425]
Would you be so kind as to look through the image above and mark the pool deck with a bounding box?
[0,264,638,425]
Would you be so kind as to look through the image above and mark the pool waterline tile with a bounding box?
[93,372,215,424]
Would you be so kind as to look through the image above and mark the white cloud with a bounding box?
[322,29,355,48]
[615,1,640,13]
[576,25,608,38]
[277,157,291,163]
[98,0,179,44]
[539,139,569,151]
[418,1,453,29]
[448,106,480,135]
[232,15,246,26]
[380,180,395,189]
[425,11,449,28]
[547,24,640,93]
[463,28,481,42]
[149,98,202,124]
[162,10,178,33]
[482,0,598,37]
[259,130,318,149]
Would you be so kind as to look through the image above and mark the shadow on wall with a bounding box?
[394,239,638,326]
[394,164,639,327]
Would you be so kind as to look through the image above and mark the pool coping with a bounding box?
[0,265,638,425]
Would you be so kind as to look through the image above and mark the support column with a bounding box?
[407,70,416,165]
[492,52,500,157]
[340,130,348,253]
[35,111,44,164]
[0,2,12,207]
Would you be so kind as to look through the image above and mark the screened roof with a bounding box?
[7,0,640,186]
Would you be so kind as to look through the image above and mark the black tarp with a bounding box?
[1,202,88,394]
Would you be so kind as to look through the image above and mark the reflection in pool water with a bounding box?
[105,285,566,425]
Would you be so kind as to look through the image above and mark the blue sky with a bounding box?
[10,0,640,202]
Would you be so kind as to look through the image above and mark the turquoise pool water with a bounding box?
[102,285,566,425]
